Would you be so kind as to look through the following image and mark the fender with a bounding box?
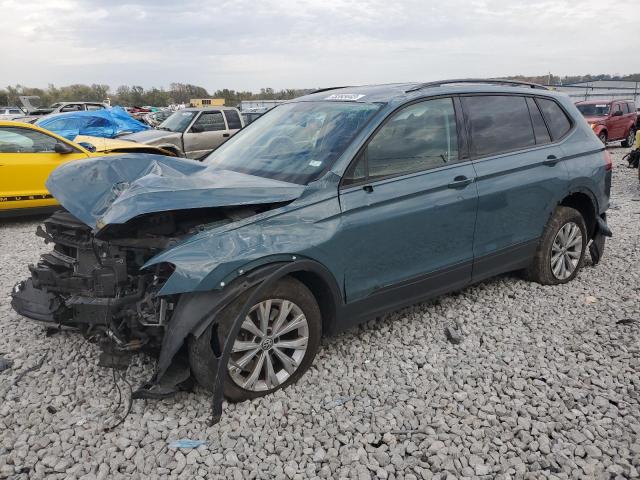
[591,125,606,138]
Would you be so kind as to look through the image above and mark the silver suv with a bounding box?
[120,107,244,158]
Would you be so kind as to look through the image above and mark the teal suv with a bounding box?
[12,79,612,422]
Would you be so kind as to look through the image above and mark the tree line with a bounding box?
[1,74,639,108]
[0,83,315,108]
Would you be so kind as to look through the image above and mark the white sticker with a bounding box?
[309,160,322,167]
[595,104,607,108]
[324,93,366,101]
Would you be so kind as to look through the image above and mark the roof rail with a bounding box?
[406,78,548,93]
[310,86,351,94]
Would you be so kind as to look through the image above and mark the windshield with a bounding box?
[204,101,380,184]
[158,110,197,132]
[576,103,610,117]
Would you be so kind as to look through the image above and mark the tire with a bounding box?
[188,276,322,402]
[598,131,607,145]
[525,206,587,285]
[622,127,636,148]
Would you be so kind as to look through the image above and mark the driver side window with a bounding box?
[0,127,59,153]
[344,98,459,184]
[193,111,226,132]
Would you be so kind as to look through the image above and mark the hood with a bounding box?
[120,129,177,143]
[45,154,305,229]
[74,135,143,152]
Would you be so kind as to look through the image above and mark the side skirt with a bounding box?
[333,239,539,334]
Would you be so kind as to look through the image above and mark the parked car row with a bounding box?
[9,80,612,424]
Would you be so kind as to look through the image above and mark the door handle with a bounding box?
[362,185,374,193]
[223,133,230,138]
[447,176,473,189]
[543,155,559,166]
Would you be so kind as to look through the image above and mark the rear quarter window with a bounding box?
[536,98,572,140]
[461,95,535,156]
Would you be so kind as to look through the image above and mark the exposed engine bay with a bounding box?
[11,206,268,366]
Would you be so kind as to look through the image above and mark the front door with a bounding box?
[182,110,228,159]
[0,126,88,212]
[338,97,478,302]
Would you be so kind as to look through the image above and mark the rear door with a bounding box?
[0,126,88,211]
[462,94,569,281]
[338,97,478,302]
[182,110,228,159]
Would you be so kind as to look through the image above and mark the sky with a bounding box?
[1,0,639,92]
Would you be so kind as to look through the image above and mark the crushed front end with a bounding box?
[11,211,177,359]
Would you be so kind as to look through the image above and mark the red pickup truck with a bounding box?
[576,99,637,146]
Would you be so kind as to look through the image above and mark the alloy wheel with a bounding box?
[227,299,309,391]
[550,222,583,280]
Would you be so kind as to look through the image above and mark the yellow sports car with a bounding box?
[0,121,174,217]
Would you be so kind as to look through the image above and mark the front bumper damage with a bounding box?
[9,211,297,424]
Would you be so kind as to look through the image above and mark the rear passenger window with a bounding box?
[536,98,572,140]
[526,97,551,144]
[224,110,242,129]
[622,103,630,114]
[462,95,535,156]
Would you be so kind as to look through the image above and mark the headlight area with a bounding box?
[11,211,178,368]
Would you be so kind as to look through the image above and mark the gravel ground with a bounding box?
[1,147,639,480]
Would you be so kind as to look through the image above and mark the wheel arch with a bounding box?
[560,190,598,238]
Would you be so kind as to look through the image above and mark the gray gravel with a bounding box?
[1,147,639,480]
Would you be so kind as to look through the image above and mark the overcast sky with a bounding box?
[1,0,638,92]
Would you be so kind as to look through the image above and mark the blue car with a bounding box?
[12,79,611,422]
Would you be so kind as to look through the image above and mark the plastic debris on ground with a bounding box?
[35,106,149,140]
[169,439,207,449]
[0,356,13,373]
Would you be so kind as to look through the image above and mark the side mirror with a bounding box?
[612,110,623,117]
[54,142,75,154]
[190,125,203,133]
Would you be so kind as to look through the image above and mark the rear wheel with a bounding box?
[188,277,322,402]
[525,206,587,285]
[622,128,636,148]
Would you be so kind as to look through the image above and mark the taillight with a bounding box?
[604,150,612,171]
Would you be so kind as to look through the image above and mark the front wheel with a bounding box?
[188,277,322,402]
[598,132,608,145]
[622,128,636,148]
[525,206,587,285]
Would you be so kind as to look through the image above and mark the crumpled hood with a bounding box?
[45,154,305,229]
[120,129,178,143]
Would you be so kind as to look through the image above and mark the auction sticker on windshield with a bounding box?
[325,93,366,101]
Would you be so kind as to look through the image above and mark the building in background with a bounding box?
[189,98,225,108]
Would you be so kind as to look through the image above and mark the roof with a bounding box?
[296,80,557,104]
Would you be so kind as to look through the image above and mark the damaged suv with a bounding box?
[12,80,612,423]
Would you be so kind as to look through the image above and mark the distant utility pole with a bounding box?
[548,72,552,85]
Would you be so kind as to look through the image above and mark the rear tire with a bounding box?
[188,277,322,402]
[525,206,587,285]
[622,128,636,148]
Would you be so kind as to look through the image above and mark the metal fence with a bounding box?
[549,83,640,103]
